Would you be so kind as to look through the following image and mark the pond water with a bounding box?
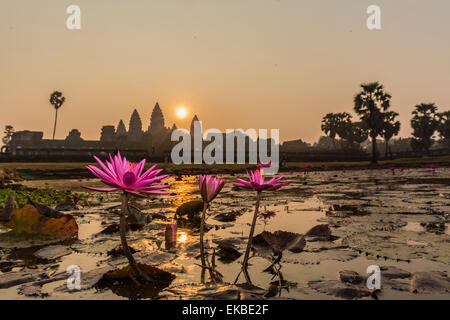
[1,167,449,300]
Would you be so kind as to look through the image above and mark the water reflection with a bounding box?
[164,223,190,250]
[177,231,188,243]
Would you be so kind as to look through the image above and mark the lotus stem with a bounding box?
[200,201,215,283]
[120,193,150,283]
[240,190,262,284]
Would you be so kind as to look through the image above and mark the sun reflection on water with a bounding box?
[177,231,188,243]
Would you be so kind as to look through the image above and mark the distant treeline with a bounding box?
[318,82,449,163]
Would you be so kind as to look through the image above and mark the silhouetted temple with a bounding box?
[6,103,178,161]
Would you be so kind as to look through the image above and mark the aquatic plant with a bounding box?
[0,186,83,209]
[198,174,225,282]
[232,168,289,284]
[84,152,169,283]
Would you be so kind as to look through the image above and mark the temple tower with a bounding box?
[116,120,127,136]
[148,102,165,133]
[128,109,143,142]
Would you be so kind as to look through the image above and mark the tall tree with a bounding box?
[339,121,369,149]
[2,125,15,147]
[437,111,450,150]
[410,103,439,154]
[49,91,66,140]
[381,111,400,157]
[321,112,351,149]
[354,82,392,164]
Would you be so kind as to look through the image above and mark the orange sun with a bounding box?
[176,107,187,118]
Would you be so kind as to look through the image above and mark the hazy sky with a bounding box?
[1,0,449,143]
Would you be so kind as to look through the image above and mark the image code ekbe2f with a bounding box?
[0,0,449,313]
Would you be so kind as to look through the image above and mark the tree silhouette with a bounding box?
[381,111,400,158]
[410,103,439,154]
[321,112,351,149]
[437,111,450,150]
[2,125,15,147]
[354,82,392,164]
[49,91,66,140]
[339,121,369,149]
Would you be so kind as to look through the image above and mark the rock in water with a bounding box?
[214,212,236,222]
[309,280,372,300]
[339,270,364,284]
[0,268,47,289]
[411,272,450,294]
[305,224,332,241]
[175,200,204,219]
[126,208,151,225]
[0,203,78,247]
[34,245,72,260]
[0,169,16,185]
[55,200,78,212]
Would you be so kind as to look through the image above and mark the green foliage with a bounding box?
[339,121,369,146]
[437,111,450,149]
[410,103,439,153]
[354,82,392,137]
[0,185,84,209]
[2,125,14,146]
[381,111,401,141]
[321,112,352,144]
[353,81,393,163]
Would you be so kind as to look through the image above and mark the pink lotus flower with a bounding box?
[199,174,226,203]
[233,169,289,191]
[83,151,169,197]
[305,164,314,169]
[198,175,226,283]
[425,164,439,169]
[84,152,170,283]
[233,169,288,285]
[256,163,271,168]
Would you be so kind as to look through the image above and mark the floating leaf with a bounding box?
[305,224,332,241]
[96,263,175,299]
[252,231,306,259]
[216,239,242,263]
[175,200,204,219]
[0,203,78,242]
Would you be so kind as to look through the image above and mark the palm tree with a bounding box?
[354,82,392,164]
[410,103,439,154]
[340,121,369,149]
[321,112,351,149]
[437,111,450,150]
[49,91,66,140]
[381,111,400,158]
